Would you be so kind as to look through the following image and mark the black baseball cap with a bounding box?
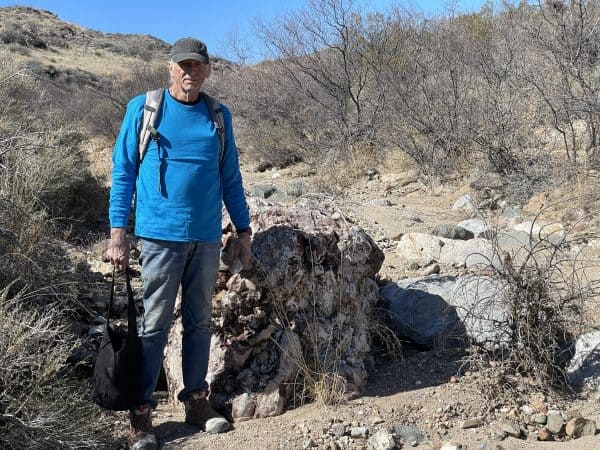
[170,37,210,64]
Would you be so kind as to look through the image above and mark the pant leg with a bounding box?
[177,241,221,402]
[138,238,188,407]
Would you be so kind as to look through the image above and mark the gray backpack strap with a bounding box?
[138,88,165,165]
[200,92,226,165]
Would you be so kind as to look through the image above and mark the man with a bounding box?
[107,37,252,449]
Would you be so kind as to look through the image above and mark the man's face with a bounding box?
[169,59,209,95]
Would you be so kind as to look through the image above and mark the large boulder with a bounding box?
[395,232,447,266]
[567,331,600,390]
[164,198,384,421]
[381,276,459,348]
[381,274,511,348]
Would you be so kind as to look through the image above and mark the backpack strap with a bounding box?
[138,88,165,165]
[200,92,226,165]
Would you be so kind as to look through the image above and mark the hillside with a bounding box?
[1,3,600,450]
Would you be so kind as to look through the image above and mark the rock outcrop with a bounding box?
[164,198,384,421]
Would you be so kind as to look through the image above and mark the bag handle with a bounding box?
[106,267,138,334]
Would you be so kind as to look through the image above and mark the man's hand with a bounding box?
[106,227,129,271]
[236,231,252,269]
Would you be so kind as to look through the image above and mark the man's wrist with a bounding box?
[110,227,127,240]
[236,227,252,237]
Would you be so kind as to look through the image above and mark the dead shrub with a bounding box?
[460,209,599,404]
[0,65,115,447]
[0,286,115,449]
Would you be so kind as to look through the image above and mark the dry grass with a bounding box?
[0,286,116,449]
[460,208,600,405]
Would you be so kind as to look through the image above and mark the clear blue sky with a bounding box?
[0,0,488,61]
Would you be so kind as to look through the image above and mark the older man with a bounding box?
[107,37,251,449]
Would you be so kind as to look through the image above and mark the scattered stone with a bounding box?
[520,404,534,415]
[205,416,231,434]
[367,429,396,450]
[303,437,317,448]
[545,413,564,435]
[439,238,499,268]
[350,426,368,438]
[252,184,277,199]
[567,331,600,390]
[371,416,385,425]
[440,441,464,450]
[460,418,481,429]
[495,419,521,438]
[537,428,553,441]
[456,218,488,236]
[532,414,547,425]
[449,375,458,384]
[331,423,346,437]
[565,417,597,438]
[452,194,477,212]
[431,224,474,241]
[285,182,305,198]
[394,425,424,444]
[530,398,548,414]
[422,263,440,275]
[395,232,446,266]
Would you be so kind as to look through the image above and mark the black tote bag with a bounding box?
[92,269,142,410]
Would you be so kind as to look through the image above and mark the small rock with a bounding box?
[449,375,458,384]
[371,416,385,425]
[367,429,396,450]
[331,423,346,437]
[431,224,474,240]
[545,413,564,435]
[530,398,548,414]
[423,263,440,275]
[452,194,476,212]
[520,404,534,415]
[394,425,424,444]
[460,418,480,429]
[252,184,277,199]
[440,441,464,450]
[537,428,553,441]
[532,413,547,425]
[495,419,521,438]
[350,426,368,438]
[565,417,597,438]
[303,437,316,448]
[205,417,231,434]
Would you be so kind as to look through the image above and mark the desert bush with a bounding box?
[0,65,109,241]
[0,65,115,448]
[0,286,114,449]
[459,210,599,402]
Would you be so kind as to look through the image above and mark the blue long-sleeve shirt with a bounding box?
[109,89,250,242]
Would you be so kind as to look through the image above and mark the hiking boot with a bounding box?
[129,404,158,450]
[184,390,231,434]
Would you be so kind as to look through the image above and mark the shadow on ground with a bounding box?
[155,421,202,447]
[364,347,465,397]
